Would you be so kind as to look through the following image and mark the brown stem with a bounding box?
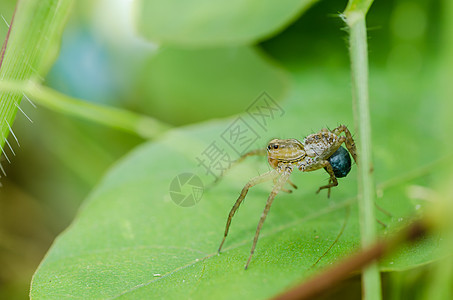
[0,4,16,68]
[272,219,427,300]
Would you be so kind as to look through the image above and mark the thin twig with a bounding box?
[273,219,428,300]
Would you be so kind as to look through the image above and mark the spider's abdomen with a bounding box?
[304,131,338,159]
[326,146,352,178]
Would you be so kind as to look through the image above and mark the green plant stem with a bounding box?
[344,7,382,300]
[0,80,171,139]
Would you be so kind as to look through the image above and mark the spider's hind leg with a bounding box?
[331,124,358,164]
[300,159,338,197]
[316,161,338,198]
[324,178,334,198]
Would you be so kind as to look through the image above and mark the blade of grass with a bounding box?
[0,80,172,139]
[0,0,73,157]
[343,1,382,299]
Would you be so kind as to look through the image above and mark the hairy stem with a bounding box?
[0,0,73,156]
[343,3,381,300]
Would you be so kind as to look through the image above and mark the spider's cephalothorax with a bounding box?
[218,125,357,269]
[266,138,305,170]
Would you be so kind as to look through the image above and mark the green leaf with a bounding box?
[136,46,289,125]
[30,70,443,299]
[134,0,316,47]
[0,0,73,156]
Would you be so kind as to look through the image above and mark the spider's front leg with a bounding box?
[214,148,267,184]
[245,166,293,269]
[218,170,279,253]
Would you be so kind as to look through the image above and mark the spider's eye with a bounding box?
[267,145,271,150]
[273,144,279,149]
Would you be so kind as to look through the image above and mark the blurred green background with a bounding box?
[0,0,448,298]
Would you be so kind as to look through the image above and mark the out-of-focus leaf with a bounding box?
[134,0,316,47]
[137,46,289,125]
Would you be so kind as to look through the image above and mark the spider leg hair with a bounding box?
[218,169,279,253]
[245,166,293,269]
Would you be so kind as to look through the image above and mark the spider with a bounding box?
[217,124,358,269]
